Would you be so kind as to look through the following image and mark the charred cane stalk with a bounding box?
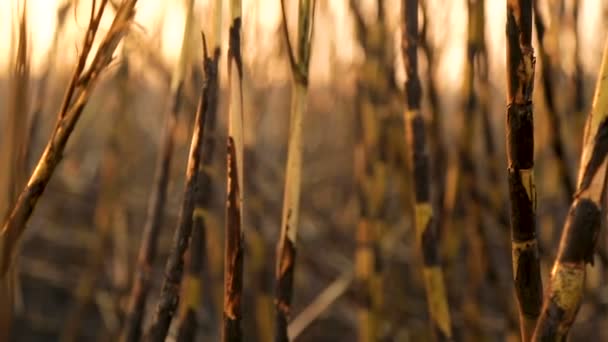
[222,1,245,341]
[274,1,316,341]
[505,1,543,340]
[532,37,608,341]
[175,37,221,342]
[401,0,452,340]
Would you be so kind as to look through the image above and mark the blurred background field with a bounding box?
[1,0,608,341]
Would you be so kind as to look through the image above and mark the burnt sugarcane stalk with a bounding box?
[222,138,244,342]
[274,1,315,341]
[401,0,452,340]
[222,1,245,340]
[175,38,221,342]
[533,38,608,341]
[505,1,543,340]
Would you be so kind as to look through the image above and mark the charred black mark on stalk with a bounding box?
[557,199,600,264]
[402,0,421,110]
[514,247,542,317]
[409,115,430,202]
[275,206,296,342]
[229,17,243,80]
[421,218,439,266]
[507,170,536,241]
[223,138,244,342]
[176,310,197,342]
[275,236,296,342]
[172,82,185,115]
[507,104,534,169]
[534,301,565,340]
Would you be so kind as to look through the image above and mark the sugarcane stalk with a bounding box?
[222,1,245,341]
[175,1,223,337]
[222,138,244,342]
[505,1,543,340]
[274,1,316,341]
[420,0,446,239]
[532,37,608,341]
[175,36,221,342]
[401,0,452,340]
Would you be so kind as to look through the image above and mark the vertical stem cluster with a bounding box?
[349,1,391,340]
[533,1,575,200]
[3,0,30,216]
[1,1,30,338]
[223,1,245,341]
[401,0,452,340]
[121,1,194,340]
[274,1,315,341]
[458,0,487,336]
[505,1,543,340]
[533,38,608,341]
